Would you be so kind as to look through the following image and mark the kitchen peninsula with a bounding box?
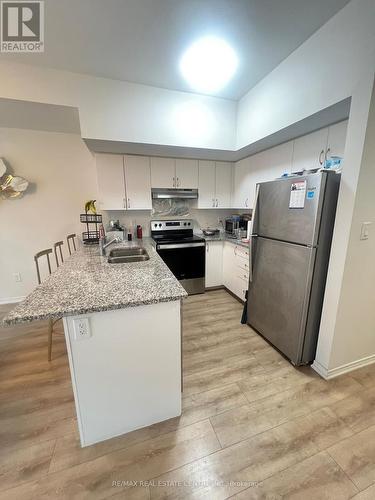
[3,239,187,447]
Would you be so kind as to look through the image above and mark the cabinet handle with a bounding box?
[177,177,180,187]
[123,198,126,208]
[212,198,215,207]
[245,198,248,207]
[206,244,209,253]
[319,149,325,165]
[173,177,175,188]
[128,198,130,208]
[326,147,331,161]
[216,199,218,207]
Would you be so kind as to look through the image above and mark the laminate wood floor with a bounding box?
[1,290,375,499]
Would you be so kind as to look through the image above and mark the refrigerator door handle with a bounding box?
[249,235,257,282]
[248,184,260,283]
[251,184,260,236]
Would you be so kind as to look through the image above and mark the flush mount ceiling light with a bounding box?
[179,36,238,94]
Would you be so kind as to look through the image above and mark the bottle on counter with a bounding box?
[136,225,143,239]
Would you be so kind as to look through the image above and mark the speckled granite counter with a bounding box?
[197,233,250,249]
[3,238,187,325]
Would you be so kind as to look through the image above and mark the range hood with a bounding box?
[151,188,198,199]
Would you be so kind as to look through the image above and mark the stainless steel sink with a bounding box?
[107,247,150,264]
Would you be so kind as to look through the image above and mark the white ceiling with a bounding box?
[0,0,350,100]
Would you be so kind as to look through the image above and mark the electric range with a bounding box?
[151,220,205,295]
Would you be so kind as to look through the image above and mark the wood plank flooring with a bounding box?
[1,290,375,499]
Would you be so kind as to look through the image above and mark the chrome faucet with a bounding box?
[99,236,121,256]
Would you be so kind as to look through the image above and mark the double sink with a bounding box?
[107,247,150,264]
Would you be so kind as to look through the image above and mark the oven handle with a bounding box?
[157,242,205,250]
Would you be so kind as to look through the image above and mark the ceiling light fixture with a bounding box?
[179,36,238,94]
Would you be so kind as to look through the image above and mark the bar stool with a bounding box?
[34,248,61,361]
[67,233,77,255]
[53,241,64,267]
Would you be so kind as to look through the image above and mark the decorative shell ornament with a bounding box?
[0,158,29,200]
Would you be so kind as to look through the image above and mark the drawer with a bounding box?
[237,270,249,282]
[237,258,249,273]
[234,245,249,260]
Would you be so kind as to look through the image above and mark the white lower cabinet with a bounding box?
[222,242,249,301]
[205,241,223,288]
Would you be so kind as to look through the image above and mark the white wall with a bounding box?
[0,62,236,151]
[0,128,97,302]
[236,0,375,148]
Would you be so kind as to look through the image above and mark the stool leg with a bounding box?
[48,318,53,361]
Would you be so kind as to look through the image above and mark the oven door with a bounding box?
[156,242,205,294]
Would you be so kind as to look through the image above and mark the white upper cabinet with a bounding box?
[232,141,293,209]
[233,157,252,209]
[123,155,152,210]
[292,128,328,172]
[198,160,216,208]
[198,161,232,208]
[175,159,198,189]
[150,157,198,189]
[150,157,175,189]
[96,154,126,210]
[326,120,348,159]
[256,140,293,181]
[215,162,232,208]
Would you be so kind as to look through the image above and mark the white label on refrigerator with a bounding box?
[289,180,306,209]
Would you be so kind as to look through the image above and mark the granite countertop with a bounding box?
[3,238,187,326]
[197,232,250,249]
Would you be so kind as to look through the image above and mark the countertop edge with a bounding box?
[2,293,187,326]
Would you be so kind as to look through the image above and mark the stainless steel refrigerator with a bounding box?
[246,171,341,365]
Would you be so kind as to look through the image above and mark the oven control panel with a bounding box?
[151,220,193,231]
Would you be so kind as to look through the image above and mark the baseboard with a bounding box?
[313,354,375,380]
[0,296,25,305]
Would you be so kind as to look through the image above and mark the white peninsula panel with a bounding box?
[64,299,182,447]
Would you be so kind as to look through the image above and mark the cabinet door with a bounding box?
[124,155,152,210]
[198,160,216,208]
[205,241,223,287]
[175,159,198,189]
[233,158,251,208]
[96,154,126,210]
[222,242,237,293]
[150,157,175,188]
[215,162,232,208]
[326,120,348,159]
[292,128,328,172]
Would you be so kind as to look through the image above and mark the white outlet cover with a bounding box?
[73,317,91,341]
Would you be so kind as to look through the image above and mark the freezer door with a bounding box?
[254,172,326,246]
[247,237,316,364]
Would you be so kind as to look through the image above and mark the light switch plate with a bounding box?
[360,221,372,241]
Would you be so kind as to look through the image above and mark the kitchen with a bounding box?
[1,0,375,498]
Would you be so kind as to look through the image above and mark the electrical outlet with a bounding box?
[13,272,22,282]
[73,317,91,341]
